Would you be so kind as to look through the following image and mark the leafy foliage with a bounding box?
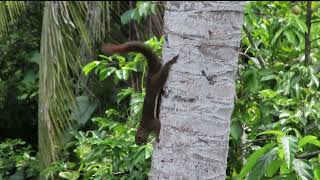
[42,118,153,180]
[0,139,39,180]
[228,1,320,179]
[43,37,164,179]
[0,1,41,148]
[121,1,157,25]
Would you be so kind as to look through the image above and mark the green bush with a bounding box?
[0,139,39,180]
[43,37,164,179]
[228,2,320,179]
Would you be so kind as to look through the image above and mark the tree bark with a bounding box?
[150,1,245,179]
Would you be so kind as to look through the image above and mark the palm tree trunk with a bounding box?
[149,1,245,179]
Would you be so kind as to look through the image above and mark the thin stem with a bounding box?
[304,1,312,65]
[311,37,320,43]
[297,150,320,159]
[242,25,266,68]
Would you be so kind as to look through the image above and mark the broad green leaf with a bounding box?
[315,168,320,180]
[58,171,80,180]
[120,9,134,25]
[230,121,243,140]
[248,57,261,68]
[28,51,40,64]
[259,89,278,99]
[261,75,277,82]
[243,68,259,93]
[258,130,285,137]
[83,61,100,76]
[247,147,279,180]
[298,135,320,148]
[115,69,129,80]
[71,96,98,126]
[99,67,117,81]
[138,2,150,16]
[150,3,156,14]
[266,159,281,177]
[284,30,296,45]
[131,9,140,21]
[280,136,298,169]
[117,88,134,104]
[145,144,153,159]
[238,143,275,180]
[293,159,313,180]
[311,73,320,87]
[271,27,285,46]
[293,16,307,33]
[98,54,111,60]
[269,174,297,180]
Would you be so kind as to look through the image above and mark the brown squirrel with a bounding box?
[101,41,178,145]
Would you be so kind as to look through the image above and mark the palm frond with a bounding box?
[0,1,25,34]
[38,1,165,171]
[39,1,94,168]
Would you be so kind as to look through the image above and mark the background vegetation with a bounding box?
[0,1,319,180]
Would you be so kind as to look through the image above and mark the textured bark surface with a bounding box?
[150,2,245,179]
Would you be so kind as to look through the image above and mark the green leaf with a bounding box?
[243,68,260,93]
[150,3,156,14]
[83,61,100,76]
[71,96,98,126]
[280,136,298,169]
[293,159,313,180]
[58,171,80,180]
[271,27,285,46]
[28,51,40,64]
[247,147,279,180]
[298,135,320,148]
[145,144,153,159]
[238,143,275,180]
[115,69,129,80]
[284,30,296,45]
[261,75,277,82]
[311,73,319,87]
[266,159,282,177]
[131,9,140,21]
[293,16,307,33]
[258,130,285,137]
[117,88,134,104]
[259,89,278,99]
[314,168,320,180]
[230,121,243,140]
[120,9,134,25]
[138,2,150,16]
[99,67,117,81]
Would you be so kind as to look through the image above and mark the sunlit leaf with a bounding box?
[247,147,278,180]
[293,159,313,180]
[238,143,275,180]
[280,136,298,169]
[298,135,320,148]
[59,171,80,180]
[83,61,100,76]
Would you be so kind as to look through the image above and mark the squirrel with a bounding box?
[101,41,178,145]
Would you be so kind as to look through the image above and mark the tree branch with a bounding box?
[242,25,266,68]
[311,20,320,24]
[297,150,320,159]
[311,37,320,43]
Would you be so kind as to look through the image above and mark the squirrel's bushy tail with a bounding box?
[101,41,161,72]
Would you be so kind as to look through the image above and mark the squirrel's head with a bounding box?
[135,127,148,145]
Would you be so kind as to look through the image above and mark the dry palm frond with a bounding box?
[0,1,25,34]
